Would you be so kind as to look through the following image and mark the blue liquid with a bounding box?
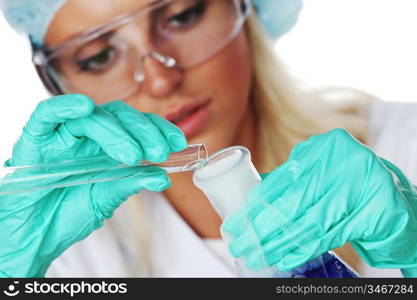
[273,252,358,278]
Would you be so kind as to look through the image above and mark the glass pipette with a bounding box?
[0,144,207,195]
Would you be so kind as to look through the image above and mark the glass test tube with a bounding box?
[193,146,358,278]
[0,144,207,196]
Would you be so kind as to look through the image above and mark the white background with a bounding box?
[1,0,417,162]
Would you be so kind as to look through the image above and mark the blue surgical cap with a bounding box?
[0,0,302,46]
[0,0,66,46]
[253,0,303,40]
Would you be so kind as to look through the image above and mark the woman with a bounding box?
[0,0,416,278]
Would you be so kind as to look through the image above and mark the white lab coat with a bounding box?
[46,101,417,278]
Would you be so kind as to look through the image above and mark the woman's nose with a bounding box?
[140,54,183,98]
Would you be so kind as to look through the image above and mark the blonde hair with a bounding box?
[127,13,375,276]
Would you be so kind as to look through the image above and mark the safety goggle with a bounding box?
[33,0,252,102]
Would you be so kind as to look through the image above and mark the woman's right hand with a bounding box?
[0,94,187,278]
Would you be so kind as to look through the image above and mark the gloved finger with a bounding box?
[92,166,171,220]
[287,129,350,164]
[230,168,350,260]
[223,163,316,244]
[226,218,260,258]
[221,160,302,238]
[64,106,142,165]
[241,241,271,271]
[102,101,185,163]
[245,156,337,246]
[221,207,255,238]
[247,160,302,205]
[145,113,187,152]
[401,267,417,278]
[261,191,353,268]
[242,243,297,271]
[286,132,327,162]
[24,94,95,137]
[275,246,319,272]
[262,225,321,268]
[224,153,330,251]
[240,225,332,272]
[272,241,352,273]
[229,206,319,261]
[241,240,332,274]
[102,101,166,163]
[226,192,298,258]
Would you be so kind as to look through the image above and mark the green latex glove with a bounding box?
[221,129,417,277]
[0,94,187,278]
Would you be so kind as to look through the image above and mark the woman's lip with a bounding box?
[175,102,210,138]
[163,99,211,123]
[163,99,211,138]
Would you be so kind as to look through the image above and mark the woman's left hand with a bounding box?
[221,129,417,277]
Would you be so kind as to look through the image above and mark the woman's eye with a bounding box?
[166,1,206,29]
[76,47,117,73]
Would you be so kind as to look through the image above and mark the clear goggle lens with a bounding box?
[42,0,250,102]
